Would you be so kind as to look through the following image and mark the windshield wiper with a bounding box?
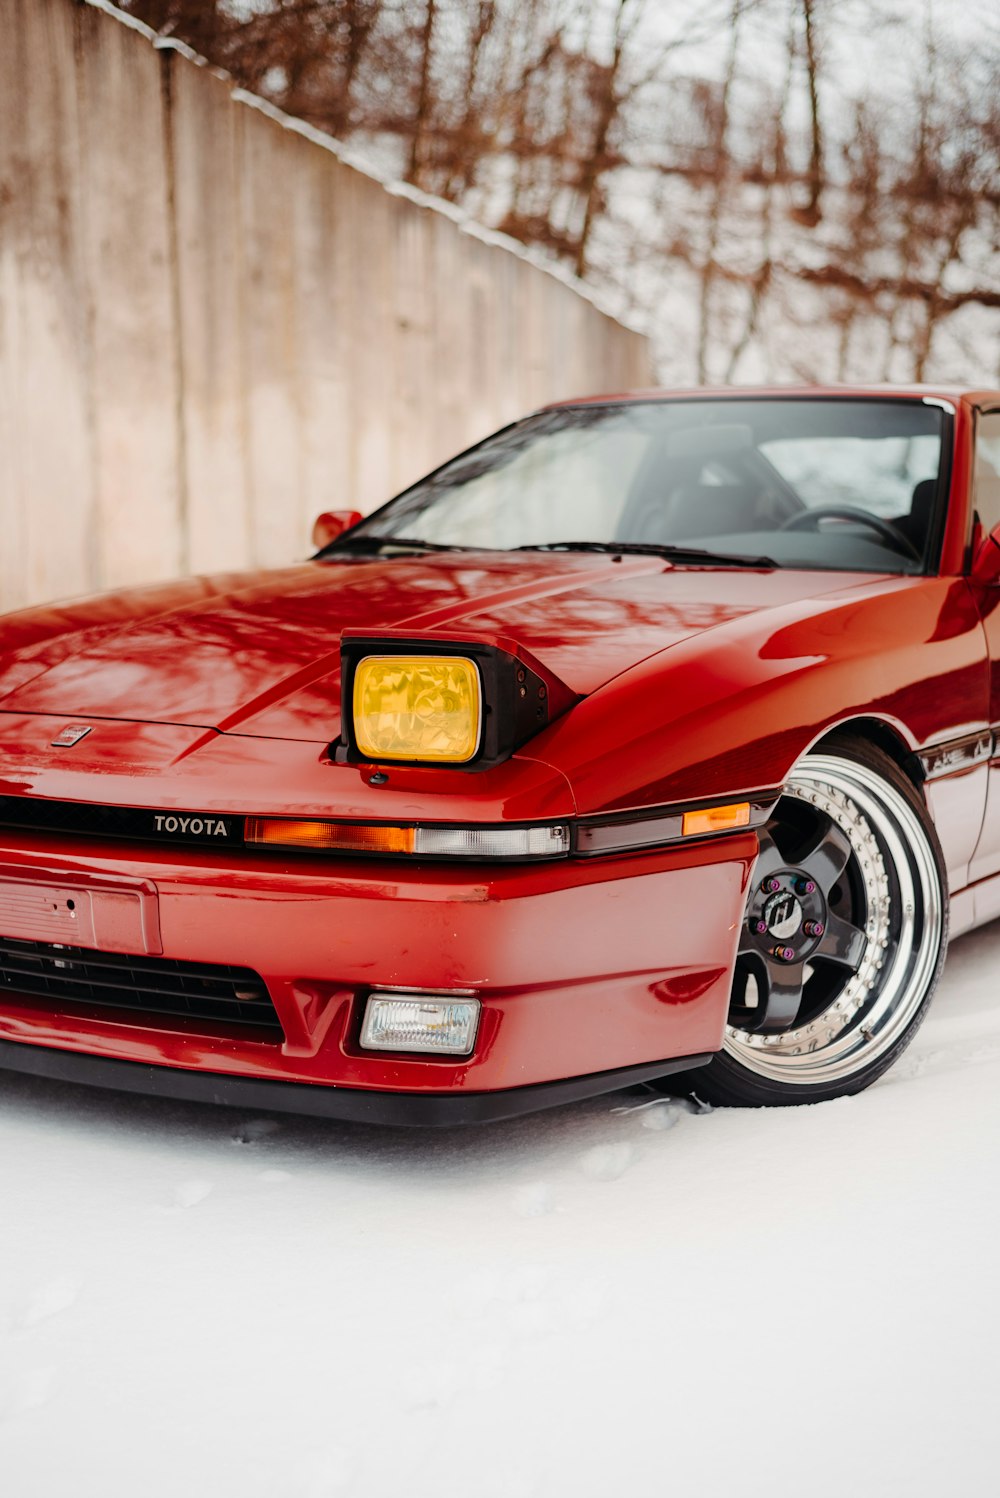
[318,534,484,558]
[319,535,777,567]
[515,540,776,568]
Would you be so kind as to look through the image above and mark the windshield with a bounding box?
[333,398,947,573]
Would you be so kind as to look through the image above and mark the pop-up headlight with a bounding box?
[338,636,578,771]
[353,655,482,764]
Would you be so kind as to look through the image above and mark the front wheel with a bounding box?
[689,737,948,1106]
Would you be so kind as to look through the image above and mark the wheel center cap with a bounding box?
[763,890,802,940]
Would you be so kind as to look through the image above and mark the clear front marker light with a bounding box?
[360,993,481,1056]
[412,824,569,858]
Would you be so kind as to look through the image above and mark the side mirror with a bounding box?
[312,509,363,550]
[970,531,1000,587]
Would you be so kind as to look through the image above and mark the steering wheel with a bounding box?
[778,505,921,562]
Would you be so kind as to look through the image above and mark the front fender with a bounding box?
[526,576,987,815]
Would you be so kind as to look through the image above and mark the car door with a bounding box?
[964,407,1000,890]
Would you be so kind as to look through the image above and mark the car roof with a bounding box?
[544,384,1000,411]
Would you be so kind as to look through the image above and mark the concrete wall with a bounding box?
[0,0,651,613]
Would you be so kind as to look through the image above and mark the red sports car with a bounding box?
[2,386,1000,1123]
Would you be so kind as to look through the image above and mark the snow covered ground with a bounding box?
[2,922,1000,1498]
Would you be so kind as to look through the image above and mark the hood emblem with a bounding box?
[51,725,92,748]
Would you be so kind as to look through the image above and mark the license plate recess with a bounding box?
[0,867,161,955]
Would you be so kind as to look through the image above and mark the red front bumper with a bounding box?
[0,830,757,1118]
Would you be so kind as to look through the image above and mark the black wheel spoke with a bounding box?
[814,913,866,970]
[757,960,806,1032]
[797,817,852,892]
[737,926,762,957]
[729,959,760,1010]
[753,827,785,881]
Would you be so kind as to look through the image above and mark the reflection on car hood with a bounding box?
[0,553,869,741]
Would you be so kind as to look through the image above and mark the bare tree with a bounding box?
[696,0,744,382]
[570,0,644,277]
[118,0,1000,386]
[796,0,824,225]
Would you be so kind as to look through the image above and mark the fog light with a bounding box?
[360,993,481,1055]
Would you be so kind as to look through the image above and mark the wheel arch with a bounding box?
[807,716,923,790]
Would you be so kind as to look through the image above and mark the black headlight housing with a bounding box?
[332,634,577,771]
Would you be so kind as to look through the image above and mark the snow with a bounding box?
[2,924,1000,1495]
[19,14,991,1484]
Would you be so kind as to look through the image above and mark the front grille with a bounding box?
[0,938,282,1035]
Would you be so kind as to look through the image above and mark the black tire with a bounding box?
[685,735,948,1107]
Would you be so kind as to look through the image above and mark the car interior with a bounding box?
[613,411,942,572]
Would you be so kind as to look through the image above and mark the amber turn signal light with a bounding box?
[245,818,416,853]
[681,802,751,838]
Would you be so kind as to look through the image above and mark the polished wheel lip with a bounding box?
[723,753,943,1087]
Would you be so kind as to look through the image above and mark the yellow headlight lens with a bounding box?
[352,655,482,763]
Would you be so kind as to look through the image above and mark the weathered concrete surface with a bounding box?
[0,0,651,611]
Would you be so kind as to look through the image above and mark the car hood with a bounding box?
[0,552,866,742]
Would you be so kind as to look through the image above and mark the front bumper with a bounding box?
[0,829,757,1120]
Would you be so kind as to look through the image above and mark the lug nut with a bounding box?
[797,878,817,895]
[754,919,769,934]
[772,945,796,962]
[764,877,781,893]
[803,919,825,937]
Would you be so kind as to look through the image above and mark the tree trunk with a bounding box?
[406,0,437,188]
[696,0,743,383]
[800,0,824,224]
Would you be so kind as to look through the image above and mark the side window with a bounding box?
[974,413,1000,535]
